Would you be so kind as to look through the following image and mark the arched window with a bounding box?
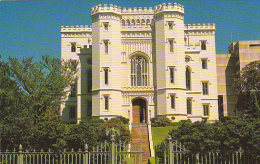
[132,19,135,26]
[141,19,145,25]
[131,55,148,86]
[71,43,76,52]
[122,19,125,26]
[186,67,191,90]
[146,19,150,26]
[126,19,130,26]
[136,19,140,25]
[201,41,206,50]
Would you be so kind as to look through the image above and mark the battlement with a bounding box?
[91,4,122,15]
[121,7,154,14]
[60,25,92,32]
[185,23,215,30]
[91,3,184,15]
[154,3,184,14]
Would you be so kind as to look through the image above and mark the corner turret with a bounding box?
[91,4,122,16]
[154,3,184,15]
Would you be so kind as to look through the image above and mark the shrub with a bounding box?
[151,117,171,127]
[162,117,260,155]
[117,116,129,124]
[107,116,129,124]
[101,118,130,143]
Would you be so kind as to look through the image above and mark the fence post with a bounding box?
[18,144,23,164]
[84,144,89,164]
[110,134,116,164]
[196,153,199,164]
[167,136,173,164]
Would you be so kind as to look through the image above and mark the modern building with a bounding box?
[217,40,260,116]
[60,3,219,124]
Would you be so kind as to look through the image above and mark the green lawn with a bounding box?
[151,126,178,147]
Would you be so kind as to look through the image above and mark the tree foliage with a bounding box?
[0,56,78,150]
[163,118,260,153]
[5,55,78,122]
[0,56,131,152]
[151,117,172,127]
[235,60,260,118]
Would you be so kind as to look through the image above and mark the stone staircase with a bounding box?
[131,124,150,164]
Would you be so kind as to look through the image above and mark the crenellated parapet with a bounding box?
[185,23,215,30]
[184,23,215,36]
[91,4,122,15]
[61,25,92,38]
[121,7,154,14]
[60,25,92,32]
[154,3,184,15]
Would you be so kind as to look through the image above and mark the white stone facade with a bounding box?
[60,3,219,124]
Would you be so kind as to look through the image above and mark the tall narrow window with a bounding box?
[201,41,206,50]
[146,19,150,26]
[104,40,108,54]
[87,69,92,92]
[126,19,130,26]
[203,105,209,116]
[70,83,76,97]
[169,67,174,84]
[132,19,135,26]
[104,96,109,110]
[131,55,148,86]
[202,82,209,95]
[71,43,76,52]
[122,20,125,26]
[104,68,108,85]
[69,106,76,118]
[168,22,173,30]
[87,100,92,117]
[186,68,191,90]
[170,95,175,109]
[103,23,108,31]
[218,95,224,118]
[169,40,174,53]
[202,59,207,69]
[136,19,140,26]
[187,99,192,114]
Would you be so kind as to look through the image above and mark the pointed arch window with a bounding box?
[201,41,206,50]
[131,55,148,86]
[136,19,140,25]
[186,67,191,90]
[122,20,125,26]
[126,19,130,26]
[71,43,76,52]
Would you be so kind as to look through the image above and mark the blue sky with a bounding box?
[1,0,259,62]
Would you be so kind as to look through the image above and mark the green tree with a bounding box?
[32,121,67,152]
[235,60,260,118]
[0,61,27,123]
[0,56,78,150]
[7,55,78,122]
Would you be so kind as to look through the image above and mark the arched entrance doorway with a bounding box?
[132,98,147,123]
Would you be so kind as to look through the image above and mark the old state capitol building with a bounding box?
[60,2,222,124]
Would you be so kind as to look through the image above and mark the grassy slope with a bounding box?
[151,126,178,147]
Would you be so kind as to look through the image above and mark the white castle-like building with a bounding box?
[60,3,219,124]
